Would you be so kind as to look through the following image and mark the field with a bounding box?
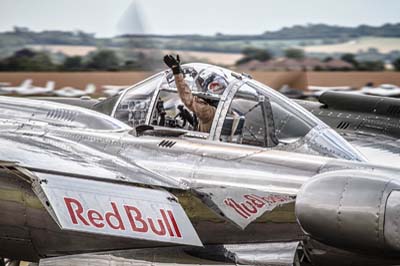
[28,45,98,56]
[1,71,400,92]
[160,50,243,65]
[27,37,400,67]
[28,45,243,66]
[303,37,400,54]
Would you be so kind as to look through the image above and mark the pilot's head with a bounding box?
[196,70,228,95]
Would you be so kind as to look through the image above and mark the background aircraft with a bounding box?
[0,79,32,95]
[52,84,96,97]
[17,81,55,96]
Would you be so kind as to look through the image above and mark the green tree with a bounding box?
[0,49,56,71]
[62,56,83,71]
[86,50,120,71]
[236,47,273,65]
[341,53,359,68]
[284,48,305,60]
[357,60,385,71]
[30,53,56,71]
[393,58,400,71]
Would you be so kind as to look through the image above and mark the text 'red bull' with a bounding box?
[63,197,182,238]
[224,194,293,219]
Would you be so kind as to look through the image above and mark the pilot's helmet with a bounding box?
[196,69,229,95]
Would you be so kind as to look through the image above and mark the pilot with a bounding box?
[163,54,228,132]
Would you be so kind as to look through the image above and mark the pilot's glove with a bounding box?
[163,54,183,75]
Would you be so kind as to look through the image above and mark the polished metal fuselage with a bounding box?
[1,96,400,264]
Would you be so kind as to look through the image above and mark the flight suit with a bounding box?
[174,73,216,132]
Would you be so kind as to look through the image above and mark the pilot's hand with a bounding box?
[163,54,182,75]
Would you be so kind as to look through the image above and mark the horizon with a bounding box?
[4,22,400,38]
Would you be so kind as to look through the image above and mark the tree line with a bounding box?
[260,23,400,40]
[0,48,159,71]
[236,47,400,71]
[1,47,399,72]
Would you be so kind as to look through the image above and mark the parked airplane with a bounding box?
[306,85,353,98]
[0,79,32,95]
[17,81,55,96]
[1,63,400,266]
[360,83,400,97]
[52,84,96,97]
[0,82,10,87]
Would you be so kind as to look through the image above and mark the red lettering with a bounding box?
[224,194,293,219]
[244,195,266,208]
[241,201,258,214]
[167,210,182,238]
[251,194,269,204]
[160,209,175,237]
[124,205,148,233]
[148,218,166,236]
[105,202,125,230]
[232,199,250,217]
[63,198,190,239]
[269,196,278,203]
[88,209,104,228]
[64,197,89,225]
[224,198,249,219]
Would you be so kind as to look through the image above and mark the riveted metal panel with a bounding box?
[296,170,390,251]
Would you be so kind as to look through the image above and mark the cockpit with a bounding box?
[94,63,365,162]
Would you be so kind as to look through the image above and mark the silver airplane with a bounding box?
[1,63,400,266]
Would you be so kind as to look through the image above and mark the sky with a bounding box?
[0,0,399,37]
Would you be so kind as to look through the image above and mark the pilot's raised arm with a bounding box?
[163,55,218,132]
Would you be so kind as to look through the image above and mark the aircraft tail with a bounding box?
[46,81,55,91]
[84,84,96,94]
[20,79,32,88]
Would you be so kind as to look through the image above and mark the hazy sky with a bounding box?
[0,0,399,37]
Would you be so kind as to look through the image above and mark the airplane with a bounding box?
[52,84,96,97]
[1,63,400,266]
[360,83,400,97]
[306,85,353,98]
[17,81,55,96]
[0,82,10,87]
[0,79,32,95]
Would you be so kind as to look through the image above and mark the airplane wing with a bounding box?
[342,132,400,167]
[297,91,400,167]
[0,124,294,235]
[0,126,182,188]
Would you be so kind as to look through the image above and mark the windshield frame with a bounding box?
[211,75,365,161]
[111,72,165,119]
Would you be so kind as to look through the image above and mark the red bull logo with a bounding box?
[224,194,293,219]
[64,197,182,238]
